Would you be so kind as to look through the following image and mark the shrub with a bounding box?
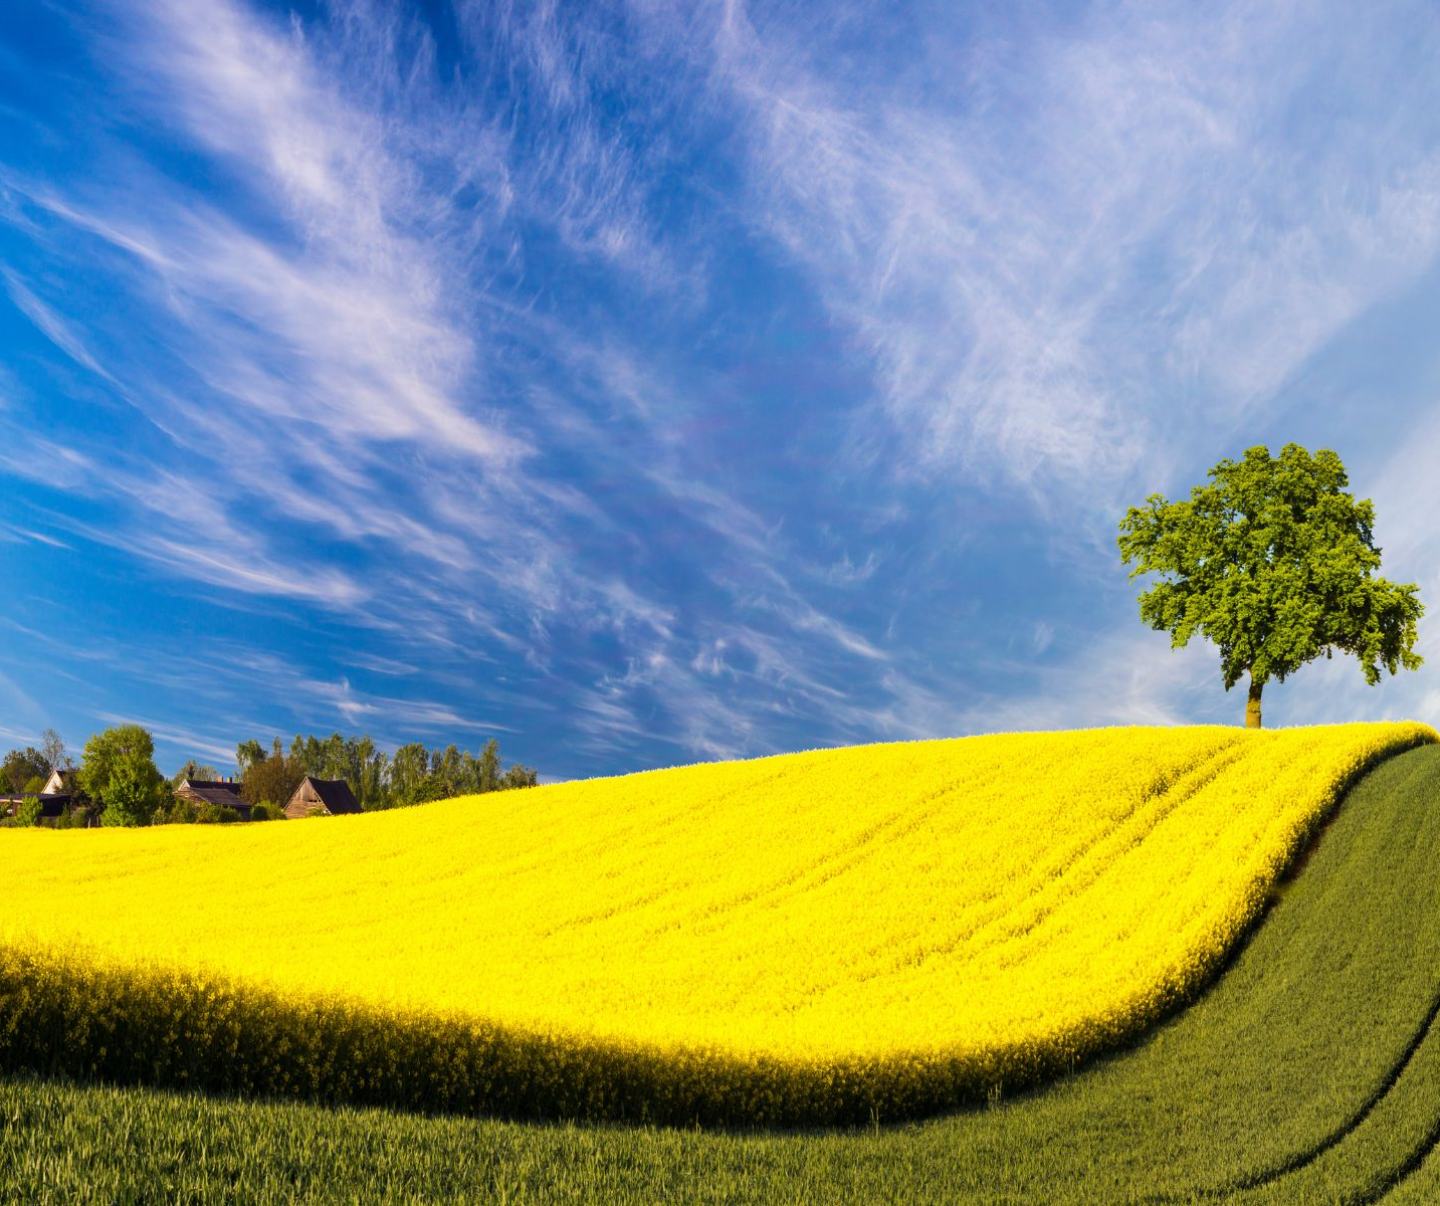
[196,803,241,825]
[155,798,200,825]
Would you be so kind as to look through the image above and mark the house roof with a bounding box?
[298,776,361,815]
[180,779,247,807]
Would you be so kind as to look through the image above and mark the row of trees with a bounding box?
[236,733,538,812]
[2,724,538,827]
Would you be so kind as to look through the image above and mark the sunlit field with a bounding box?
[0,723,1428,1125]
[8,739,1440,1202]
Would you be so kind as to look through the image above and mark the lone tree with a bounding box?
[1118,444,1423,728]
[79,723,164,826]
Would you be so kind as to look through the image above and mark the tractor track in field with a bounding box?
[1145,961,1440,1202]
[1116,745,1440,1206]
[1373,1095,1440,1203]
[1246,983,1440,1194]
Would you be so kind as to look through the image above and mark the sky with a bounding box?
[4,0,1440,781]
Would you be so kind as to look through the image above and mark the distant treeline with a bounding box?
[1,725,538,828]
[236,733,538,812]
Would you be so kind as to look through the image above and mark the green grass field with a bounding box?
[4,743,1440,1202]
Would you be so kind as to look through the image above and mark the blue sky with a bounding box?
[4,0,1440,780]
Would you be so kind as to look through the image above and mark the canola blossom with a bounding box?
[0,723,1431,1124]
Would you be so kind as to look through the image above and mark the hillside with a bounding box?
[5,739,1440,1200]
[0,723,1431,1126]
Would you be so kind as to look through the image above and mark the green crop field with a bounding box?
[4,742,1440,1202]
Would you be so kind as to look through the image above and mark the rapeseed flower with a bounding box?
[0,723,1428,1123]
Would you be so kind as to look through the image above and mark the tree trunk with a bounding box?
[1245,675,1263,729]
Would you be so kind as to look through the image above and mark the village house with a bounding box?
[285,776,361,819]
[41,767,77,795]
[1,766,77,820]
[0,791,70,820]
[175,777,251,820]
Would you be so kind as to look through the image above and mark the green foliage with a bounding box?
[155,797,200,825]
[479,737,501,793]
[235,739,266,777]
[388,742,431,805]
[102,762,162,828]
[234,731,538,811]
[80,725,163,827]
[42,726,538,822]
[195,802,241,824]
[1,746,48,794]
[1119,444,1423,724]
[4,746,1440,1200]
[239,744,306,813]
[501,763,539,789]
[16,796,43,827]
[248,802,284,822]
[21,775,45,795]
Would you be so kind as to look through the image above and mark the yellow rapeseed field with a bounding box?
[0,722,1430,1124]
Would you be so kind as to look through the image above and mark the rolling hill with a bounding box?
[5,737,1440,1199]
[0,722,1429,1128]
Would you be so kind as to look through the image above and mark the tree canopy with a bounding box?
[239,741,307,810]
[1117,443,1423,727]
[235,732,537,812]
[79,724,164,826]
[235,739,266,777]
[1,747,48,794]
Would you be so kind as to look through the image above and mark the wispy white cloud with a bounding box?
[0,667,51,738]
[1,270,114,382]
[6,0,1440,775]
[0,524,70,549]
[687,1,1440,519]
[823,551,879,587]
[95,712,239,767]
[0,0,971,770]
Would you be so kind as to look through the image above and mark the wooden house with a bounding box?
[175,778,251,820]
[285,776,361,819]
